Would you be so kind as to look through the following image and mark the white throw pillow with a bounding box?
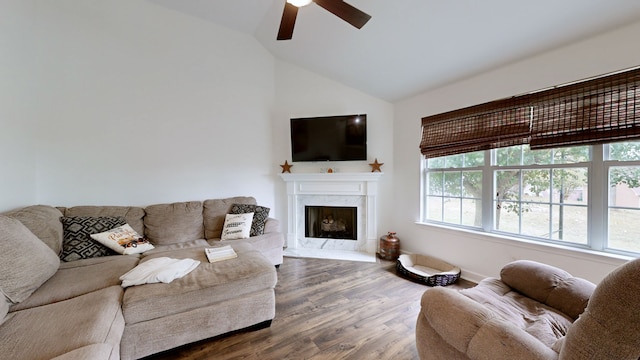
[90,224,155,255]
[221,213,254,240]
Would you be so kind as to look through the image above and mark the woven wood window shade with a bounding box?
[420,97,532,158]
[420,67,640,158]
[529,67,640,149]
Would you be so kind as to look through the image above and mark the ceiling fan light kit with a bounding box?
[287,0,313,7]
[277,0,371,40]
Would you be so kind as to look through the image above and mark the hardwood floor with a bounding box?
[144,256,474,360]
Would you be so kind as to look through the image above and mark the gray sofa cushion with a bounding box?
[4,205,64,255]
[217,229,284,255]
[144,201,204,245]
[64,205,146,236]
[10,255,140,312]
[142,239,211,256]
[203,197,256,239]
[50,344,115,360]
[122,245,276,325]
[0,215,60,303]
[0,286,124,360]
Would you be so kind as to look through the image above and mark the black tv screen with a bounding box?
[290,114,367,162]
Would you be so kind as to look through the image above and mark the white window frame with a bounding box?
[421,143,640,257]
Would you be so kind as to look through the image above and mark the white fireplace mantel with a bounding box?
[280,172,383,257]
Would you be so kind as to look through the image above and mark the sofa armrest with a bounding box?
[264,217,280,234]
[420,287,558,360]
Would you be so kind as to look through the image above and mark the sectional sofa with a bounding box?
[0,196,285,360]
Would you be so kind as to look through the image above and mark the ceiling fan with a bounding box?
[277,0,371,40]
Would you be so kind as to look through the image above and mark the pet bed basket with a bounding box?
[396,254,461,286]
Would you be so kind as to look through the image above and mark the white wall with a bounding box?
[5,1,634,282]
[1,0,278,210]
[0,0,395,235]
[272,60,395,236]
[393,21,640,283]
[0,1,39,210]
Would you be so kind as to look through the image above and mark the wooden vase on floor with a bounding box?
[378,232,400,260]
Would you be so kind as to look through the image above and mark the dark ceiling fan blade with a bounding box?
[277,2,298,40]
[313,0,371,29]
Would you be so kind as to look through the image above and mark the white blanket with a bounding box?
[120,257,200,288]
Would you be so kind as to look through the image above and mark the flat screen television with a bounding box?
[290,114,367,162]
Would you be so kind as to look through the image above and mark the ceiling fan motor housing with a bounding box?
[277,0,371,40]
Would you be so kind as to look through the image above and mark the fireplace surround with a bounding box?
[280,172,382,260]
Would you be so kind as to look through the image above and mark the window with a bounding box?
[607,142,640,253]
[422,142,640,256]
[424,152,483,227]
[419,66,640,256]
[494,145,590,244]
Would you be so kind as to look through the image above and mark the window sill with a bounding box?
[415,221,634,266]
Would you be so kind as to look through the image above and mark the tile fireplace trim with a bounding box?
[280,172,383,254]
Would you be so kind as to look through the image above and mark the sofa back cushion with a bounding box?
[64,206,146,236]
[4,205,64,255]
[203,197,256,239]
[0,215,60,303]
[144,201,204,245]
[500,260,595,320]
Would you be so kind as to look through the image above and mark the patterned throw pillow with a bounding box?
[90,224,155,255]
[60,216,126,262]
[229,204,270,236]
[221,213,254,240]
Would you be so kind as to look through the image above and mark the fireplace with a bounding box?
[305,206,357,240]
[280,172,383,259]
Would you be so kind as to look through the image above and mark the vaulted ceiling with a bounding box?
[148,0,640,102]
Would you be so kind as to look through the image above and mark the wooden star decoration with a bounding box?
[280,160,293,173]
[369,158,384,172]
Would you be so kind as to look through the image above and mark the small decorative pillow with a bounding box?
[229,204,270,236]
[60,216,127,262]
[90,224,155,255]
[221,213,254,240]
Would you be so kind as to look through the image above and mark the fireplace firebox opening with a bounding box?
[305,206,357,240]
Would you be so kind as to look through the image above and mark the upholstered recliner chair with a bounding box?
[416,258,640,360]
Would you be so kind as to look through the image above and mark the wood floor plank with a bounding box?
[144,256,474,360]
